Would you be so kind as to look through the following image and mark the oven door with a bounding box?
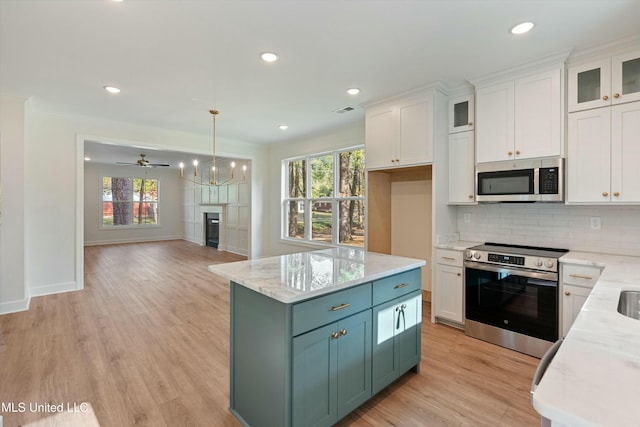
[464,262,558,342]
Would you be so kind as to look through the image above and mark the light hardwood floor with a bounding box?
[0,241,540,427]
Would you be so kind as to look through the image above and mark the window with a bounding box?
[283,147,365,247]
[102,177,159,226]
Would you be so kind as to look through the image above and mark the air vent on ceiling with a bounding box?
[334,106,356,114]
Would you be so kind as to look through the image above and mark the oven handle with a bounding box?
[530,338,563,403]
[464,261,558,282]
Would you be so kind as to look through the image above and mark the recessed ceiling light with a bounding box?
[347,88,360,95]
[104,86,121,94]
[279,125,288,130]
[84,157,91,161]
[261,52,279,63]
[510,22,534,35]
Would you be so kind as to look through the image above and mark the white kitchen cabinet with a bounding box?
[561,285,591,338]
[475,81,514,163]
[449,94,474,133]
[560,263,603,337]
[567,101,640,203]
[448,131,475,204]
[434,249,464,326]
[366,106,396,170]
[568,49,640,113]
[365,92,437,169]
[476,68,562,163]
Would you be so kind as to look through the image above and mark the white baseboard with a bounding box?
[84,235,183,246]
[0,297,30,315]
[29,281,79,297]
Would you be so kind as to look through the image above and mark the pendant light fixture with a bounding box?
[179,109,247,186]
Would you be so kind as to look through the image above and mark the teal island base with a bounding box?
[229,268,422,427]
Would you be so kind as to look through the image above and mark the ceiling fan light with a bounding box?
[104,86,121,94]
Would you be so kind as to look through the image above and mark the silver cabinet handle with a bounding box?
[442,256,456,261]
[394,283,409,289]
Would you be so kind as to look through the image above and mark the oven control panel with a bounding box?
[465,250,558,272]
[487,253,525,266]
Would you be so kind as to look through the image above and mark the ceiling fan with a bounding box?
[116,154,170,167]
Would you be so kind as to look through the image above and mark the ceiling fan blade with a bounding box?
[149,163,171,167]
[116,162,138,165]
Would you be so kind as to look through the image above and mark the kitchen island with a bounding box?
[208,248,426,427]
[532,251,640,426]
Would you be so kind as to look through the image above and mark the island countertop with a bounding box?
[208,248,426,304]
[532,251,640,426]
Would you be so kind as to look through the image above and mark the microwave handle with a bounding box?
[530,338,563,403]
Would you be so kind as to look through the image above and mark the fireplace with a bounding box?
[205,212,220,248]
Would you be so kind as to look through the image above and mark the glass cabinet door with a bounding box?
[568,59,610,112]
[612,50,640,105]
[448,94,474,133]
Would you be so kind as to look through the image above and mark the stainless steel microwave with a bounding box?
[476,158,564,202]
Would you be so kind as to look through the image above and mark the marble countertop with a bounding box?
[208,248,425,304]
[533,251,640,426]
[434,240,482,251]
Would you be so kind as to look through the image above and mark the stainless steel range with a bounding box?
[464,243,568,358]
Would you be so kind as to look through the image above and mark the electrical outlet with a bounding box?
[464,213,472,223]
[590,217,601,230]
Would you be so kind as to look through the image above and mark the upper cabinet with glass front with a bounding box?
[568,49,640,112]
[448,94,474,133]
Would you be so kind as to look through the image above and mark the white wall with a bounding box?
[0,103,267,310]
[266,121,365,256]
[457,204,640,256]
[84,162,183,245]
[0,96,28,313]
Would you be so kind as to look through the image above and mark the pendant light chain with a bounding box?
[210,109,219,185]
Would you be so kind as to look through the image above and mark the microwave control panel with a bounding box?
[539,167,559,194]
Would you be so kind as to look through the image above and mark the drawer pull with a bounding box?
[569,274,593,280]
[565,291,571,296]
[442,256,456,261]
[331,332,340,339]
[331,303,351,311]
[340,329,347,336]
[456,273,462,277]
[393,283,409,289]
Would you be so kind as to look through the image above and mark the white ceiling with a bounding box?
[2,0,640,164]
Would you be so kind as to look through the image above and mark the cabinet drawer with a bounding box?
[372,269,421,306]
[562,264,602,288]
[435,249,463,267]
[292,283,372,336]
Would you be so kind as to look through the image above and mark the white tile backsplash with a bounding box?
[457,204,640,256]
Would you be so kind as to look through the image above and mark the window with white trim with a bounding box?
[282,147,365,247]
[102,177,159,226]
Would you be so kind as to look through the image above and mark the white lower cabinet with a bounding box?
[561,285,592,337]
[560,263,603,337]
[434,249,464,326]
